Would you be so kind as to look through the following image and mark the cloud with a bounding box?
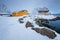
[0,0,60,13]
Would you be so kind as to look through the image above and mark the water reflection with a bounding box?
[49,20,60,34]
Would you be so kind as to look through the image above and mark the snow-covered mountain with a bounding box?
[0,15,60,40]
[0,2,11,15]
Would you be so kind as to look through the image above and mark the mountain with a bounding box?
[0,3,11,14]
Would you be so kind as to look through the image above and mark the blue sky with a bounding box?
[0,0,60,14]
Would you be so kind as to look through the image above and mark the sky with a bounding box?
[0,0,60,14]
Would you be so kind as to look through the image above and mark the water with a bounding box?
[53,14,60,17]
[48,14,60,33]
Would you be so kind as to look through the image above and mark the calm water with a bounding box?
[53,14,60,17]
[49,14,60,33]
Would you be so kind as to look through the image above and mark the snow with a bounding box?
[30,15,57,20]
[0,15,60,40]
[37,15,57,19]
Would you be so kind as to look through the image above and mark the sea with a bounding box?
[48,14,60,33]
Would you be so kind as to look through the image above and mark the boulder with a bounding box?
[35,18,49,26]
[25,21,34,28]
[18,18,24,23]
[32,28,56,39]
[49,17,60,21]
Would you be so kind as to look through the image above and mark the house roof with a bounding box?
[37,7,49,12]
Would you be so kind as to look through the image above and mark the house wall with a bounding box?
[12,10,28,16]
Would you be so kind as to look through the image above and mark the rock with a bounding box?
[25,21,34,28]
[23,16,27,18]
[35,18,55,31]
[19,18,23,20]
[35,18,44,26]
[35,18,49,26]
[32,28,56,39]
[55,17,60,20]
[35,18,60,34]
[18,18,24,23]
[41,23,55,29]
[49,17,60,21]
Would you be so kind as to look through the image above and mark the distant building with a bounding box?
[37,7,50,15]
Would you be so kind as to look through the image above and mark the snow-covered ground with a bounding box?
[0,15,60,40]
[30,15,57,20]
